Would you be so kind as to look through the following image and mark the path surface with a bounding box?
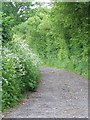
[3,66,88,118]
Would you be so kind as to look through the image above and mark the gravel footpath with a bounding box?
[3,66,88,118]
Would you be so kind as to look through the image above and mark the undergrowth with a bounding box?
[2,35,41,111]
[43,57,88,80]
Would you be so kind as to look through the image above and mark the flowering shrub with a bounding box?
[2,47,21,110]
[2,36,41,111]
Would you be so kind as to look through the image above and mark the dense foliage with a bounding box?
[2,36,41,110]
[49,2,89,78]
[14,2,89,79]
[2,2,35,44]
[2,2,41,111]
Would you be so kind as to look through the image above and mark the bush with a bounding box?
[2,36,41,111]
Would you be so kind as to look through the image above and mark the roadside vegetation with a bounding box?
[14,2,89,79]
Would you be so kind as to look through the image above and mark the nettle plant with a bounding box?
[2,35,41,110]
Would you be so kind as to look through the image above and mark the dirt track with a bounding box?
[3,66,88,118]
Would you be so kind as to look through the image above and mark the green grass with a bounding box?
[43,58,88,80]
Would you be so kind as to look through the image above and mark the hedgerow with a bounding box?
[2,36,41,111]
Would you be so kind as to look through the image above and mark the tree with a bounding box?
[2,2,33,44]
